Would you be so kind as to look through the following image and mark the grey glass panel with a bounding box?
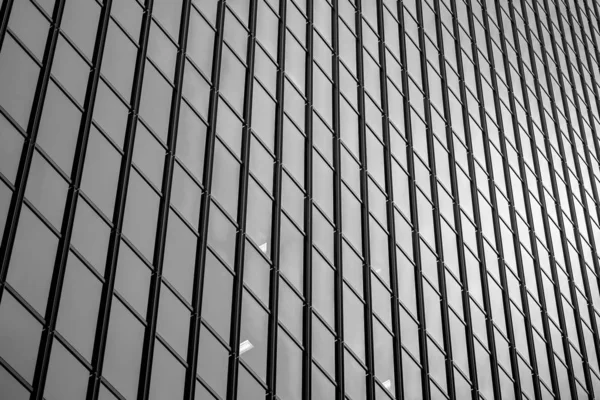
[216,99,243,158]
[240,290,268,380]
[8,0,49,61]
[249,135,274,194]
[148,21,178,81]
[224,9,249,59]
[276,330,302,400]
[281,171,304,225]
[25,150,68,229]
[312,363,335,400]
[251,82,276,152]
[157,283,190,357]
[313,151,334,218]
[345,351,367,400]
[0,113,24,184]
[133,122,166,190]
[237,364,265,400]
[279,214,304,291]
[170,162,202,228]
[0,181,11,242]
[122,169,159,260]
[0,364,29,400]
[153,0,183,39]
[195,380,217,400]
[102,20,137,98]
[344,284,365,361]
[44,341,88,400]
[245,178,272,256]
[197,325,229,398]
[176,102,207,182]
[244,241,271,305]
[373,320,395,392]
[0,292,41,382]
[102,298,144,400]
[149,341,186,400]
[202,250,234,340]
[70,198,110,274]
[6,205,58,315]
[282,117,305,184]
[256,0,278,57]
[278,279,303,340]
[111,0,143,38]
[61,0,101,59]
[313,251,335,326]
[0,36,40,129]
[207,202,237,267]
[312,315,335,377]
[52,35,90,105]
[115,240,152,318]
[139,62,173,142]
[56,252,101,362]
[188,8,215,77]
[93,80,129,148]
[163,211,197,302]
[220,46,245,115]
[212,140,240,219]
[182,60,211,120]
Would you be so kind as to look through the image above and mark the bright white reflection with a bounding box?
[239,339,254,355]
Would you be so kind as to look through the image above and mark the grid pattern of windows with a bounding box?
[4,0,600,399]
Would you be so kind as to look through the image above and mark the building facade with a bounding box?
[3,0,600,399]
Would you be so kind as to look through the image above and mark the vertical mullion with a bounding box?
[0,0,13,50]
[353,1,376,399]
[432,0,480,396]
[29,1,113,399]
[374,1,404,399]
[136,1,192,399]
[266,0,287,398]
[302,0,315,398]
[524,0,586,396]
[445,0,506,397]
[493,0,562,395]
[86,0,155,398]
[331,0,345,399]
[478,0,546,398]
[538,0,596,394]
[395,3,431,399]
[184,1,228,398]
[413,0,457,397]
[225,0,260,396]
[0,0,66,304]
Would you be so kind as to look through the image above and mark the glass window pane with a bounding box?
[61,0,101,59]
[278,279,303,340]
[212,140,240,219]
[313,251,335,326]
[102,298,144,400]
[244,241,271,305]
[0,292,42,382]
[52,35,90,105]
[133,122,166,190]
[102,20,137,98]
[149,341,186,400]
[139,62,173,142]
[345,351,367,400]
[8,0,49,61]
[312,314,336,377]
[176,102,207,182]
[207,202,237,268]
[0,364,29,400]
[93,80,129,148]
[44,341,88,400]
[197,325,229,398]
[220,46,246,115]
[182,60,211,120]
[279,215,304,291]
[0,36,39,129]
[202,250,234,340]
[115,240,152,318]
[276,330,302,400]
[344,284,365,361]
[163,211,197,302]
[237,364,265,400]
[0,113,24,184]
[188,8,215,77]
[111,0,143,39]
[148,21,178,81]
[240,290,268,380]
[70,198,111,274]
[245,178,272,256]
[6,206,58,315]
[251,82,276,152]
[25,150,68,229]
[56,252,101,362]
[122,169,159,261]
[157,283,190,357]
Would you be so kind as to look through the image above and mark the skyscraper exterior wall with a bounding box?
[4,0,600,399]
